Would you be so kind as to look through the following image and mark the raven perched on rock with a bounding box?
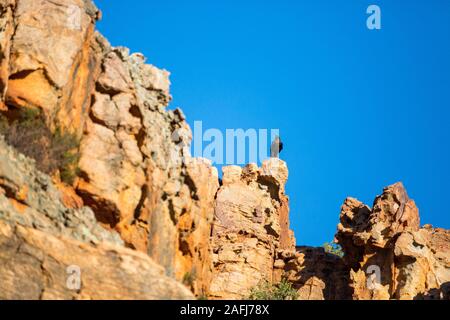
[270,135,283,158]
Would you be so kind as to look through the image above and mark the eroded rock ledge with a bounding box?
[0,0,448,300]
[0,138,193,300]
[335,183,450,300]
[210,160,294,299]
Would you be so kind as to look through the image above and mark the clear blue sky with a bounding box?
[96,0,450,246]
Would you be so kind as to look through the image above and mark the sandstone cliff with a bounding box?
[209,160,294,299]
[270,183,449,300]
[335,183,450,300]
[0,138,193,299]
[0,0,219,298]
[0,0,448,300]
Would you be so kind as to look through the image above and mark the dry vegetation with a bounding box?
[0,108,80,184]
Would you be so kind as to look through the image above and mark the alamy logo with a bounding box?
[366,265,381,290]
[167,121,282,176]
[66,265,81,290]
[367,5,382,30]
[190,121,280,166]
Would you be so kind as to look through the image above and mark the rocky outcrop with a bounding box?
[0,138,122,245]
[274,247,351,300]
[267,182,449,301]
[336,182,450,300]
[2,0,100,133]
[209,159,295,299]
[0,138,193,300]
[0,0,218,297]
[0,0,449,301]
[0,220,193,300]
[78,40,219,295]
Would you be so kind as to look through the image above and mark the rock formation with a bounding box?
[272,182,449,300]
[0,0,216,298]
[0,138,193,300]
[274,246,351,300]
[335,183,450,300]
[0,0,448,301]
[209,159,295,299]
[0,220,194,300]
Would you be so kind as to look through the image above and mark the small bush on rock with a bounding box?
[323,242,344,258]
[249,279,298,300]
[182,271,195,287]
[0,108,80,184]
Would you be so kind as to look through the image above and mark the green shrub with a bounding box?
[0,108,80,185]
[322,242,344,258]
[249,279,298,300]
[182,271,195,287]
[51,128,81,184]
[0,114,8,133]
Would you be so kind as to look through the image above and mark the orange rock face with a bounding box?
[270,182,449,301]
[2,0,99,135]
[0,0,15,101]
[1,0,449,301]
[54,181,84,209]
[0,0,220,297]
[336,182,450,300]
[0,220,194,300]
[274,247,351,300]
[209,159,295,299]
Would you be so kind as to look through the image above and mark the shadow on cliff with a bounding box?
[414,281,450,300]
[290,246,353,300]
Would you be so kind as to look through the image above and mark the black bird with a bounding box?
[270,135,283,158]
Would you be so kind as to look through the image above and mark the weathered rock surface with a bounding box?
[274,247,351,300]
[0,138,122,245]
[0,0,219,297]
[269,182,449,301]
[1,0,449,301]
[0,138,194,300]
[76,39,219,295]
[2,0,100,133]
[0,0,218,298]
[209,159,295,299]
[0,220,193,300]
[336,182,450,300]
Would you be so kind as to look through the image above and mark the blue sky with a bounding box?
[96,0,450,246]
